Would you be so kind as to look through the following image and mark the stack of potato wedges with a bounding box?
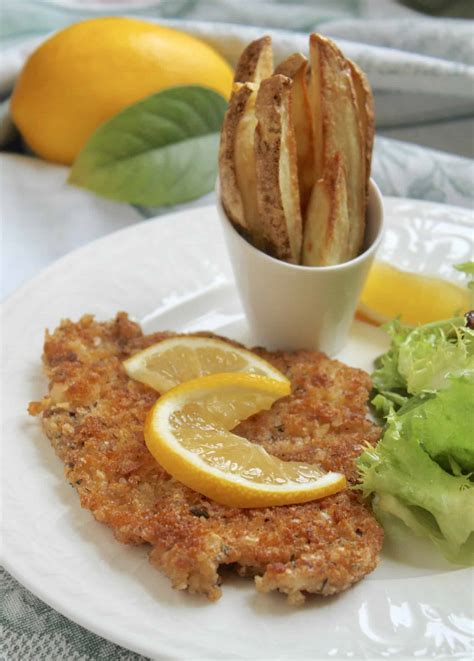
[219,34,374,266]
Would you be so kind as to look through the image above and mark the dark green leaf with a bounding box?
[69,85,227,206]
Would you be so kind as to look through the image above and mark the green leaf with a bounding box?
[401,374,474,473]
[357,411,474,564]
[398,319,473,394]
[371,390,408,419]
[372,317,472,399]
[69,85,227,206]
[454,261,474,293]
[371,319,411,394]
[454,261,474,275]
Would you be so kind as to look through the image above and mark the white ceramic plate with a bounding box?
[2,198,473,660]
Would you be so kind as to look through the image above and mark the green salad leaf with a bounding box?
[358,395,474,564]
[372,317,474,406]
[69,85,227,206]
[454,260,474,293]
[454,261,474,275]
[372,319,411,393]
[358,311,474,565]
[402,375,474,472]
[398,320,474,394]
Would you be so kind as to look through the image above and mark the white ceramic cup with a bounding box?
[216,179,384,355]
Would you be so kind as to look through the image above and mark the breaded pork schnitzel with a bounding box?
[29,313,383,604]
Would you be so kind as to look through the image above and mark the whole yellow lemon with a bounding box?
[11,17,234,165]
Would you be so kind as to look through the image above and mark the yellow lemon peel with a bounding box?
[144,372,347,508]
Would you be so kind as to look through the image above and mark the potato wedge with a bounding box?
[219,37,274,239]
[309,34,365,260]
[219,83,254,233]
[302,153,350,266]
[274,52,305,79]
[308,37,324,182]
[275,53,315,215]
[234,35,273,84]
[233,82,265,245]
[348,59,374,199]
[254,75,303,263]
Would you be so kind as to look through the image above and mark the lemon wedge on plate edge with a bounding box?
[123,335,289,393]
[144,372,347,508]
[357,261,470,327]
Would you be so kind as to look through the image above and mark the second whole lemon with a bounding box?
[11,17,234,165]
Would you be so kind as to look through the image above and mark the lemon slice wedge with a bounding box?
[357,261,470,326]
[124,335,289,393]
[144,372,347,508]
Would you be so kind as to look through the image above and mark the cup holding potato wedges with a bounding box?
[217,34,384,354]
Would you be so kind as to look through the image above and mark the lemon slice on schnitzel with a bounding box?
[144,373,347,508]
[124,335,288,393]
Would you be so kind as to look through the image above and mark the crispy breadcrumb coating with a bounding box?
[29,313,382,604]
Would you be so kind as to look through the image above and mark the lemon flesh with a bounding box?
[11,17,233,164]
[124,335,289,393]
[145,373,347,508]
[358,261,470,326]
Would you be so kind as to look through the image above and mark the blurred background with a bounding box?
[2,0,474,157]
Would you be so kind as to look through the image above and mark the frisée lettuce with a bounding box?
[371,317,474,415]
[358,309,474,565]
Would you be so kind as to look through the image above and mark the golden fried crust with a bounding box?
[30,313,383,604]
[254,75,303,263]
[234,36,273,84]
